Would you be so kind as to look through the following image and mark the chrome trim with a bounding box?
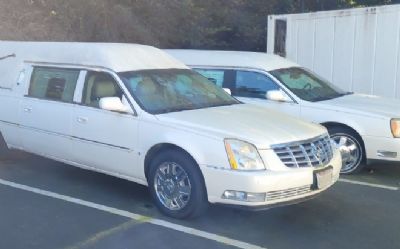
[266,185,312,201]
[377,150,398,158]
[25,60,114,72]
[0,120,132,151]
[271,134,329,149]
[272,134,334,168]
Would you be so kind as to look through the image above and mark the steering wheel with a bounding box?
[303,83,312,90]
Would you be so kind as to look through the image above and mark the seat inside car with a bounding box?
[82,72,123,108]
[135,78,166,109]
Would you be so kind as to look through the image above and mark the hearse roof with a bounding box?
[0,41,187,72]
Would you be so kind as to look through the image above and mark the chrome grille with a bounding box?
[266,185,311,201]
[273,135,334,168]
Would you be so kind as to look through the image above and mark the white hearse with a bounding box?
[166,50,400,174]
[0,42,341,218]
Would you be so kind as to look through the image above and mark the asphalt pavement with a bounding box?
[0,152,399,249]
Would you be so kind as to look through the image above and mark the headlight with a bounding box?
[224,139,265,170]
[391,119,400,138]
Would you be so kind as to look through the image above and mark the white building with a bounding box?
[267,4,400,99]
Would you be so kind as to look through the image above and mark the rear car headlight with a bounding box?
[391,119,400,138]
[224,139,265,170]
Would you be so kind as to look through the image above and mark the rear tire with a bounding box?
[148,150,208,219]
[0,133,10,159]
[327,126,365,174]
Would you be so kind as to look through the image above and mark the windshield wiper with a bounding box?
[155,101,240,114]
[333,92,353,99]
[154,107,194,114]
[313,92,353,102]
[204,102,239,108]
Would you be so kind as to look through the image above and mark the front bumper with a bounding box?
[363,135,400,161]
[200,149,341,207]
[217,192,321,211]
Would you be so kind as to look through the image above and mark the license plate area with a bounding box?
[313,166,333,190]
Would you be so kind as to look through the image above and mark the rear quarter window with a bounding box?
[28,67,80,102]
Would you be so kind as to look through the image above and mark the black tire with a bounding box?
[327,126,365,174]
[0,133,10,159]
[148,149,208,219]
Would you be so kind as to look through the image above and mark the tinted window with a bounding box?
[194,69,225,87]
[274,19,287,57]
[29,67,79,102]
[82,71,123,108]
[234,71,279,99]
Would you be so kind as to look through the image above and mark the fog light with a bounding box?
[222,190,266,202]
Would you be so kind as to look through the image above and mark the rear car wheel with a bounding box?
[148,150,208,219]
[328,127,365,174]
[0,133,10,159]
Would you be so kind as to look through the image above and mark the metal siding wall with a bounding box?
[332,15,356,91]
[286,17,298,62]
[373,11,400,98]
[269,6,400,99]
[314,17,335,81]
[267,16,275,53]
[296,19,316,69]
[397,18,400,98]
[352,13,377,94]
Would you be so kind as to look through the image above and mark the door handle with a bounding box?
[23,107,32,113]
[77,117,88,123]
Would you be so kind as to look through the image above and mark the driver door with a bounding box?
[69,70,140,178]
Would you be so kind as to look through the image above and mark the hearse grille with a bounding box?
[272,135,334,168]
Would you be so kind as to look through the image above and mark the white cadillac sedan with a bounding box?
[0,42,341,219]
[166,49,400,174]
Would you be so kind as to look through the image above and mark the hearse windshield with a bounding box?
[270,67,352,102]
[119,69,240,114]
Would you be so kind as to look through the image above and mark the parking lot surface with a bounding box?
[0,152,399,249]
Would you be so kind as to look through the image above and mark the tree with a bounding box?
[0,0,396,51]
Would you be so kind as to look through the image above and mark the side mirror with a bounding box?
[266,90,291,102]
[223,88,232,95]
[99,97,132,113]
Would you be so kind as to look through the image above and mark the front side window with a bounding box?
[234,70,280,99]
[81,71,123,108]
[119,69,239,114]
[29,67,79,102]
[194,69,225,87]
[270,67,349,102]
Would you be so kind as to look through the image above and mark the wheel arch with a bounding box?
[144,143,205,183]
[321,121,366,160]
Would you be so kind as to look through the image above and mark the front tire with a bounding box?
[328,127,365,174]
[148,150,208,219]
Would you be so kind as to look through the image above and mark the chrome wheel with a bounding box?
[154,162,191,211]
[331,134,361,173]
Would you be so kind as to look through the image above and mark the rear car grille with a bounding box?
[272,135,334,168]
[266,185,311,201]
